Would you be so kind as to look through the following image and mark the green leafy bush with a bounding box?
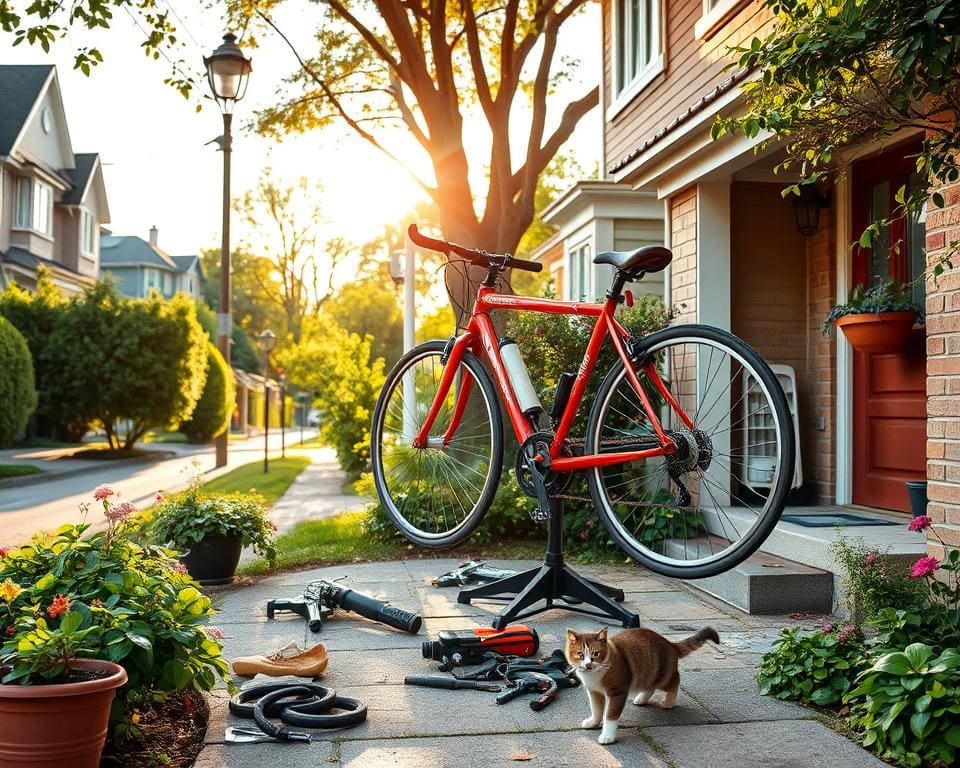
[756,623,865,707]
[0,489,229,735]
[181,342,236,442]
[831,534,927,623]
[150,475,277,565]
[0,315,36,447]
[846,643,960,767]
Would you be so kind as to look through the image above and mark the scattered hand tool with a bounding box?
[422,625,538,671]
[433,561,518,587]
[404,675,501,692]
[496,670,559,711]
[267,577,422,634]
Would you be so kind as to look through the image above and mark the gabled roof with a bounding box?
[172,254,201,275]
[1,246,93,281]
[62,153,100,205]
[99,235,180,270]
[0,65,54,157]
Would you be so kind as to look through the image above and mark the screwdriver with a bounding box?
[404,675,501,691]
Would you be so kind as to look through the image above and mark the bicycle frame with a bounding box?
[413,285,695,472]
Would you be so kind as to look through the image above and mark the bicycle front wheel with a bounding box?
[370,340,503,548]
[586,324,795,578]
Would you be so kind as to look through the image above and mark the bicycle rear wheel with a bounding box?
[586,324,795,578]
[370,340,503,548]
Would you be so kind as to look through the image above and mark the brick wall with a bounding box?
[806,206,837,503]
[670,186,697,323]
[925,175,960,564]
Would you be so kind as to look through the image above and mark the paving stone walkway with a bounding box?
[196,559,887,768]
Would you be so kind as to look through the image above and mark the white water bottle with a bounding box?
[499,338,543,417]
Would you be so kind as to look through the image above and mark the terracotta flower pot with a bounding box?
[0,658,127,768]
[179,532,243,585]
[834,311,917,354]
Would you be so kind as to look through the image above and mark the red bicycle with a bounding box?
[371,225,795,580]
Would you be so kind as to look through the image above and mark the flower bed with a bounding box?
[757,518,960,767]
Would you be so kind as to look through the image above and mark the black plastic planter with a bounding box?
[905,481,928,519]
[180,534,243,585]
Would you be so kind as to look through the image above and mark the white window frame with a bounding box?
[13,177,32,230]
[80,209,97,257]
[31,181,52,236]
[568,239,594,301]
[695,0,752,41]
[608,0,665,120]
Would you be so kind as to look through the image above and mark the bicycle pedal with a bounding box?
[528,506,551,523]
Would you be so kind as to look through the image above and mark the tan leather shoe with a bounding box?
[231,642,329,678]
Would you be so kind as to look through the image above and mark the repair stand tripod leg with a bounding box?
[458,497,641,630]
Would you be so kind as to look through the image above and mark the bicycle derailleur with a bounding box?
[663,427,714,507]
[515,431,570,523]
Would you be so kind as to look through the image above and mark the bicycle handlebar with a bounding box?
[407,224,543,273]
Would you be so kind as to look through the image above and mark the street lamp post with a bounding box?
[259,329,276,474]
[204,32,252,469]
[278,371,287,459]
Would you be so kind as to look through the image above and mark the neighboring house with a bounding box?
[0,65,110,294]
[591,0,957,585]
[100,226,203,301]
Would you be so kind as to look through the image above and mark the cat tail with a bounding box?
[672,627,720,658]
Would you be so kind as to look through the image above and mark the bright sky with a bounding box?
[0,3,600,262]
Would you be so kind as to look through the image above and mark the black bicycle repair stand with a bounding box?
[457,494,641,630]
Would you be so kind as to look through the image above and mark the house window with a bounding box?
[614,0,662,98]
[695,0,751,40]
[569,241,593,300]
[13,178,52,235]
[80,210,96,255]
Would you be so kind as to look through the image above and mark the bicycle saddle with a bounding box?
[593,245,672,275]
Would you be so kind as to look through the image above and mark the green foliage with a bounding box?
[0,496,228,733]
[150,477,277,565]
[823,278,922,335]
[830,534,927,623]
[0,315,36,447]
[416,305,458,344]
[277,317,385,477]
[714,0,960,274]
[180,342,236,443]
[846,643,960,767]
[43,283,208,450]
[757,623,866,707]
[323,277,403,370]
[506,294,677,431]
[202,456,310,506]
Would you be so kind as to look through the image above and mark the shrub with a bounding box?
[0,315,36,447]
[181,342,236,442]
[756,623,866,707]
[831,534,927,623]
[846,643,960,768]
[150,476,276,565]
[0,489,229,736]
[823,277,922,335]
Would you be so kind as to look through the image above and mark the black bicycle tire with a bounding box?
[585,324,795,579]
[370,339,504,548]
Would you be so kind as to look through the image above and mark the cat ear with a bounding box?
[597,627,608,641]
[566,629,577,641]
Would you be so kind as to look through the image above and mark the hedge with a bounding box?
[181,342,236,442]
[0,315,37,447]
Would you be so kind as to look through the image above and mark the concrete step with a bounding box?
[665,537,833,615]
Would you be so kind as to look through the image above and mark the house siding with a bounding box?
[603,0,772,171]
[925,172,960,564]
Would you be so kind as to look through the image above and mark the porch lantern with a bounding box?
[204,33,252,107]
[792,184,830,236]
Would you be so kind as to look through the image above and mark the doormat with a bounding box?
[781,512,899,528]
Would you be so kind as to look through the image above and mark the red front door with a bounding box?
[851,142,927,512]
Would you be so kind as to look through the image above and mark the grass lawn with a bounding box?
[144,430,189,444]
[290,435,323,448]
[0,464,43,478]
[205,456,311,506]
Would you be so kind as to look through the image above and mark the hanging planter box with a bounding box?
[834,311,918,355]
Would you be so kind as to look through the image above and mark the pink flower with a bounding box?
[206,627,224,640]
[908,516,931,532]
[155,493,164,503]
[579,530,590,541]
[4,626,14,636]
[46,595,71,618]
[172,563,188,574]
[93,485,115,501]
[866,552,878,564]
[909,556,940,579]
[106,501,136,522]
[586,519,595,528]
[821,623,833,634]
[0,547,8,559]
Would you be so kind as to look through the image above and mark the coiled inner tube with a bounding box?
[229,682,368,739]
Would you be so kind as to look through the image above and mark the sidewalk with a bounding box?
[197,558,886,768]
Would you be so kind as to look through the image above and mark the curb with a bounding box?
[0,450,178,491]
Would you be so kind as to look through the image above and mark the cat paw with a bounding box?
[597,733,617,745]
[633,692,652,706]
[580,717,601,729]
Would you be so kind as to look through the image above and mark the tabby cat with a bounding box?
[566,625,719,744]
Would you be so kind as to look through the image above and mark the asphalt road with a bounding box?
[0,429,318,546]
